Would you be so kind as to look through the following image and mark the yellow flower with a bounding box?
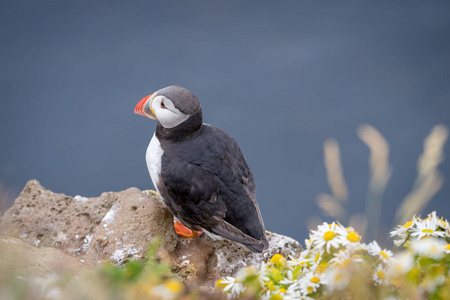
[215,279,228,290]
[151,278,184,299]
[164,279,183,294]
[270,254,286,266]
[346,232,361,243]
[310,276,321,284]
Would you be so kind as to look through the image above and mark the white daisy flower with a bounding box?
[285,284,314,300]
[443,244,450,254]
[286,281,301,294]
[220,276,245,296]
[258,263,271,284]
[353,241,370,252]
[391,217,416,235]
[411,237,445,260]
[372,264,390,286]
[260,291,271,300]
[329,248,351,266]
[330,246,364,266]
[390,218,416,246]
[428,211,450,231]
[393,236,408,247]
[335,225,362,246]
[303,249,323,270]
[235,266,258,279]
[367,241,394,263]
[324,265,349,291]
[410,217,446,240]
[310,222,342,253]
[439,218,449,229]
[151,279,184,300]
[299,271,323,294]
[287,258,307,269]
[387,251,415,276]
[305,238,312,249]
[287,251,309,269]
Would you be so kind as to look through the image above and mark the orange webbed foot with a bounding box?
[174,221,203,238]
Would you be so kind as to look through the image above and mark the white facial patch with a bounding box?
[151,95,190,128]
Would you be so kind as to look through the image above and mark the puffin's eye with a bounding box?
[160,101,166,108]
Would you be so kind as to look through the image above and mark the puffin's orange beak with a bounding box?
[134,94,157,119]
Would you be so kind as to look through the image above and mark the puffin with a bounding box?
[134,85,269,253]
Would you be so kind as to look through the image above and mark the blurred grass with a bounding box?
[358,124,392,242]
[317,124,448,243]
[0,239,226,300]
[395,125,448,225]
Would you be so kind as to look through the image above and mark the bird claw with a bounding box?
[174,221,203,238]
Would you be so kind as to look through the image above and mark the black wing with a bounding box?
[160,125,268,252]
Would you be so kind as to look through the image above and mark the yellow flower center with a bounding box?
[444,244,450,251]
[347,232,360,243]
[279,288,286,293]
[422,229,434,234]
[270,254,286,265]
[310,276,320,284]
[307,286,313,293]
[324,231,335,241]
[380,251,389,260]
[270,295,283,300]
[215,279,227,290]
[403,220,413,228]
[164,279,183,293]
[376,270,386,280]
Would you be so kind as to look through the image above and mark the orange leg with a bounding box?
[174,221,203,238]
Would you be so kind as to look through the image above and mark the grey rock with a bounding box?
[0,180,116,256]
[0,180,177,266]
[83,189,177,265]
[0,236,88,281]
[203,230,303,279]
[0,180,303,285]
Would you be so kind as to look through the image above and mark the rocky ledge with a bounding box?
[0,180,302,285]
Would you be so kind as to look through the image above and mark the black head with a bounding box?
[135,85,203,140]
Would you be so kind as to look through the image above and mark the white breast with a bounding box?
[146,133,164,194]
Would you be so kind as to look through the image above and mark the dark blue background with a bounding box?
[1,1,449,242]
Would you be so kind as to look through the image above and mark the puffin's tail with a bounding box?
[211,219,269,253]
[244,241,268,253]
